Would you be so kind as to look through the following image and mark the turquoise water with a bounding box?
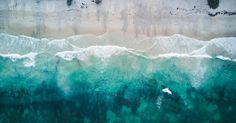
[0,51,236,123]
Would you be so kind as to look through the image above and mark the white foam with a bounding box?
[55,51,78,61]
[155,53,212,59]
[162,88,172,95]
[86,46,127,58]
[216,56,232,61]
[0,52,37,67]
[57,47,236,62]
[55,46,127,61]
[156,96,162,109]
[212,38,236,55]
[1,33,236,61]
[22,53,38,67]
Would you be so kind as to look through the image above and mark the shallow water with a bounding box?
[0,33,236,123]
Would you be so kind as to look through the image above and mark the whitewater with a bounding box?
[1,33,236,65]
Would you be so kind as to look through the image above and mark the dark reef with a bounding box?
[207,0,219,9]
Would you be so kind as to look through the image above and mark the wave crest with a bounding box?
[0,33,236,65]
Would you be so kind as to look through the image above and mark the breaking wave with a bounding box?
[0,33,236,64]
